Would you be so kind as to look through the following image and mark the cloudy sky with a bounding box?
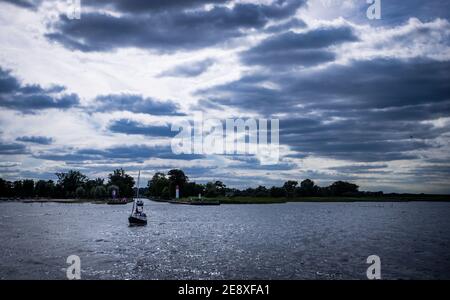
[0,0,449,193]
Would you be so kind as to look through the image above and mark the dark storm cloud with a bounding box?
[158,59,215,77]
[16,136,53,145]
[244,49,336,67]
[108,119,175,137]
[0,0,226,12]
[333,101,450,124]
[279,115,443,162]
[85,0,229,13]
[0,93,79,112]
[280,116,446,142]
[177,166,219,178]
[0,67,20,93]
[286,141,425,162]
[0,162,19,168]
[0,0,40,9]
[92,94,184,116]
[0,67,79,112]
[328,164,390,175]
[424,157,450,164]
[200,57,450,162]
[203,58,450,113]
[410,165,450,177]
[241,26,358,67]
[228,156,296,171]
[46,1,306,52]
[35,145,203,162]
[286,59,450,110]
[0,142,28,155]
[249,26,358,52]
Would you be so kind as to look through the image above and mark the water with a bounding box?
[0,200,449,280]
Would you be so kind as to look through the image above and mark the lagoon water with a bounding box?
[0,200,449,279]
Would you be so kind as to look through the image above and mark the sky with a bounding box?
[0,0,449,193]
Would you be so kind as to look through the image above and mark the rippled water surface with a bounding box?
[1,200,449,279]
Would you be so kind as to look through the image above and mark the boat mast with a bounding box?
[130,170,141,215]
[136,170,141,199]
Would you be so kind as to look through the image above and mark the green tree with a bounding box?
[254,185,269,197]
[85,178,104,194]
[55,170,88,198]
[204,181,227,198]
[329,181,359,196]
[214,181,226,196]
[22,179,35,198]
[204,182,215,197]
[161,186,170,199]
[269,186,285,197]
[13,180,23,197]
[107,169,135,198]
[0,178,14,197]
[90,185,107,199]
[298,179,318,196]
[167,169,188,198]
[35,180,48,197]
[147,172,169,197]
[184,181,205,198]
[283,181,298,198]
[46,180,55,198]
[75,186,86,198]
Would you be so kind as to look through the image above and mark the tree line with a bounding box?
[0,168,135,199]
[147,169,381,199]
[0,168,381,200]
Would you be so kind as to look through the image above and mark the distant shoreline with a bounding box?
[157,194,450,204]
[1,194,449,205]
[0,198,129,204]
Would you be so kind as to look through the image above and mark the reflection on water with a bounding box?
[1,200,450,279]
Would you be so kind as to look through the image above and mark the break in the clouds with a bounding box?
[0,0,450,193]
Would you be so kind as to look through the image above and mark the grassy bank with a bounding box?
[217,194,450,204]
[3,194,449,205]
[215,197,287,204]
[180,194,450,204]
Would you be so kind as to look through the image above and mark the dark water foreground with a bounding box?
[1,200,449,280]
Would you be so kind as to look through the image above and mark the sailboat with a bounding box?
[128,170,147,226]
